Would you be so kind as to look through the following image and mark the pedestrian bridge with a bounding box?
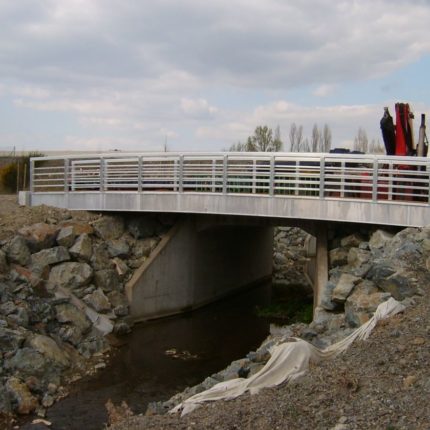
[29,152,430,227]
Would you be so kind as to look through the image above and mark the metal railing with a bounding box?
[30,152,430,205]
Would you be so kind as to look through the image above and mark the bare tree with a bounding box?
[289,123,304,152]
[300,138,310,152]
[353,127,369,153]
[311,124,320,152]
[369,138,385,154]
[322,124,332,152]
[229,125,283,152]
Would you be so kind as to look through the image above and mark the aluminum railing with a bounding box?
[30,152,430,205]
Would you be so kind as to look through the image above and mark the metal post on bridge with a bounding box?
[64,158,69,194]
[138,156,143,193]
[99,158,105,192]
[319,155,325,199]
[178,155,184,193]
[269,156,275,196]
[222,154,228,194]
[372,159,378,202]
[29,158,34,194]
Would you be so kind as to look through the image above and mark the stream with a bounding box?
[40,283,272,430]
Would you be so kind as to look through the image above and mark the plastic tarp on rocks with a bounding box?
[171,298,405,416]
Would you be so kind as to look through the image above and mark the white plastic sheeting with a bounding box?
[171,298,405,416]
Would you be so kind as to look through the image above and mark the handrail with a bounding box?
[29,152,430,205]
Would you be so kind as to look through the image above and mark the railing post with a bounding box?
[427,162,430,204]
[388,160,393,201]
[30,158,34,193]
[100,158,105,192]
[269,156,275,196]
[372,158,378,201]
[222,154,228,194]
[340,161,345,198]
[295,160,299,196]
[138,156,143,193]
[64,158,69,193]
[252,159,256,194]
[178,155,184,193]
[319,155,325,199]
[211,158,216,193]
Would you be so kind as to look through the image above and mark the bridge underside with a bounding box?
[31,191,429,228]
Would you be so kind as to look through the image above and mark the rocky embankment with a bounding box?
[120,225,430,429]
[0,202,173,422]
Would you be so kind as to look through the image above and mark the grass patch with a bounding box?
[256,297,313,324]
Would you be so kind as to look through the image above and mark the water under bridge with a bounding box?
[26,152,430,320]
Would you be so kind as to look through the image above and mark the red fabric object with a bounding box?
[395,103,407,155]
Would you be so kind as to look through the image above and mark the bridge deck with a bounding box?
[29,152,430,227]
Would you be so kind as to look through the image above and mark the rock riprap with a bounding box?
[0,211,169,417]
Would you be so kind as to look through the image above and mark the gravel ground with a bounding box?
[0,195,97,242]
[110,276,430,429]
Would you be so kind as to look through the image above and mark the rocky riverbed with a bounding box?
[110,224,430,429]
[0,196,175,426]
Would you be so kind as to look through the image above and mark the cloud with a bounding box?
[180,98,218,118]
[1,1,430,151]
[313,84,337,98]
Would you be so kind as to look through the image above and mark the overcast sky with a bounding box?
[1,0,430,153]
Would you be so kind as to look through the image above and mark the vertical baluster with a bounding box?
[269,156,275,196]
[372,158,378,201]
[319,155,325,199]
[223,154,228,194]
[178,155,184,193]
[100,158,105,192]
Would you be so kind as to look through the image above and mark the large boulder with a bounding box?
[5,348,51,378]
[5,377,38,414]
[31,246,70,266]
[340,234,365,248]
[368,229,394,251]
[347,247,371,268]
[59,221,94,236]
[48,262,93,290]
[18,223,59,252]
[92,216,124,240]
[329,247,349,268]
[56,226,76,248]
[133,238,158,258]
[5,236,31,266]
[366,262,396,282]
[345,290,391,327]
[69,234,93,261]
[332,273,361,303]
[378,270,419,300]
[10,265,44,289]
[0,249,9,273]
[55,303,92,334]
[94,269,121,292]
[0,327,26,352]
[126,216,161,239]
[91,244,113,270]
[0,384,12,414]
[107,239,130,258]
[28,334,70,368]
[83,288,111,313]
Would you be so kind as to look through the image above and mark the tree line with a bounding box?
[230,124,384,154]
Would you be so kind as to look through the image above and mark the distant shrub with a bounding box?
[0,163,18,193]
[0,152,45,193]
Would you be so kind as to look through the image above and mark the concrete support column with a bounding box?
[314,223,328,311]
